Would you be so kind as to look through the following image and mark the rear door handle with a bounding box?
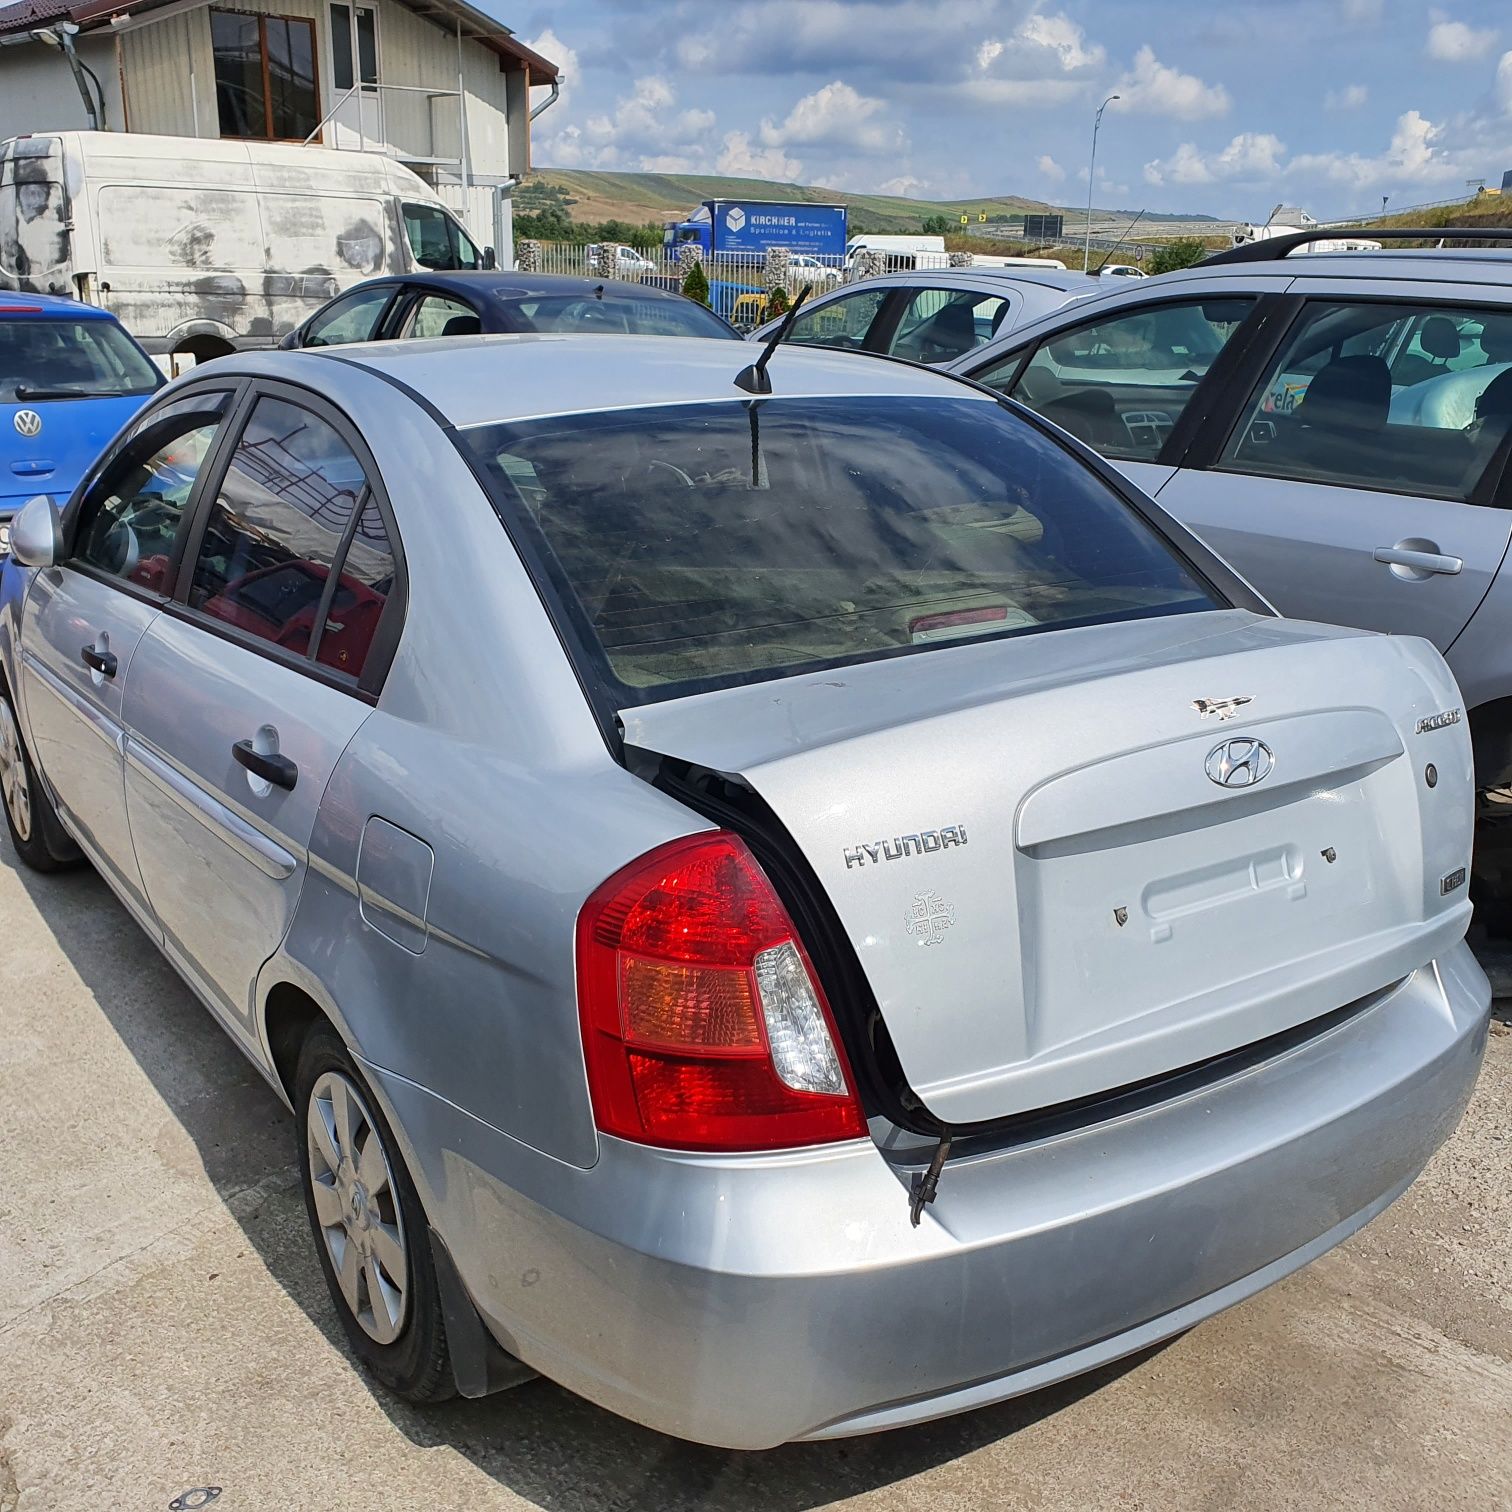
[1372,546,1463,576]
[80,644,118,677]
[232,739,298,791]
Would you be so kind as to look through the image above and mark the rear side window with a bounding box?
[1221,300,1512,500]
[461,396,1219,703]
[406,294,478,339]
[888,288,1009,365]
[188,396,391,680]
[978,298,1255,462]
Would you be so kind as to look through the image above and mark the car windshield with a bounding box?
[502,293,735,340]
[0,318,161,401]
[462,396,1220,704]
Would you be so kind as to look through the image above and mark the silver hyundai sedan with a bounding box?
[0,335,1490,1448]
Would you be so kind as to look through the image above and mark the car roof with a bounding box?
[0,289,117,320]
[360,270,693,303]
[1163,248,1512,289]
[261,332,997,429]
[859,266,1095,294]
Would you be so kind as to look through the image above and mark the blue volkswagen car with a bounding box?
[1,292,161,551]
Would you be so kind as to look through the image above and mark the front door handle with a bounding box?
[232,738,298,791]
[80,644,118,677]
[1372,545,1463,577]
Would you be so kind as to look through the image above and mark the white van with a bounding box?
[846,234,950,272]
[0,131,492,367]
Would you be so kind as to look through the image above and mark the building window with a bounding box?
[211,11,320,141]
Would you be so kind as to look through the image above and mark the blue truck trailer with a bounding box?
[664,199,849,265]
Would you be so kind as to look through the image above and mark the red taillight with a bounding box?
[576,832,867,1152]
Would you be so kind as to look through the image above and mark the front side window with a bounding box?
[888,288,1009,365]
[189,397,373,668]
[405,294,479,339]
[211,11,319,141]
[0,318,161,402]
[462,396,1219,702]
[73,393,231,592]
[979,298,1256,462]
[302,284,393,347]
[402,204,481,271]
[1221,300,1512,500]
[785,287,889,351]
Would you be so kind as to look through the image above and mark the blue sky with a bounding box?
[502,0,1512,219]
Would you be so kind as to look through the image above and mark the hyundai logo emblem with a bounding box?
[13,409,41,438]
[1205,736,1274,788]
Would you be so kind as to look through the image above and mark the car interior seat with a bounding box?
[1393,316,1461,387]
[1037,388,1125,452]
[896,300,979,363]
[440,314,482,337]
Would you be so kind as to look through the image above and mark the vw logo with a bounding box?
[1205,736,1274,788]
[13,409,41,438]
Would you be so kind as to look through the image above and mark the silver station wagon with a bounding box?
[0,334,1491,1447]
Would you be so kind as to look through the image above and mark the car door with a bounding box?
[18,387,236,927]
[782,284,895,352]
[968,287,1275,499]
[1154,286,1512,650]
[122,384,405,1038]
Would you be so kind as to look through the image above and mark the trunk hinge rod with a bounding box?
[909,1132,952,1227]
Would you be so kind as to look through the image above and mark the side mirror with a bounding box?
[278,328,301,350]
[482,245,498,270]
[10,495,63,569]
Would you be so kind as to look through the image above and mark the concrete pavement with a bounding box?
[1,849,1509,1512]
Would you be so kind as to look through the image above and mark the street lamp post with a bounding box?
[1083,93,1120,272]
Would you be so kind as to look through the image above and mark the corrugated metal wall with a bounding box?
[119,11,215,137]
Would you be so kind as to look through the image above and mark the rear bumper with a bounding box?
[368,940,1490,1449]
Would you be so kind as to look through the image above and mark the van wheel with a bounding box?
[172,335,235,371]
[0,688,80,872]
[295,1023,455,1402]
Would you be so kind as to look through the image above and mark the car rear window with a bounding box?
[0,317,161,402]
[461,396,1221,704]
[502,293,735,340]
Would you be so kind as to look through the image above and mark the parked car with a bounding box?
[944,227,1512,898]
[786,253,843,287]
[0,132,491,370]
[1098,263,1148,278]
[281,271,740,349]
[582,243,656,276]
[0,290,162,552]
[0,334,1487,1448]
[750,266,1097,367]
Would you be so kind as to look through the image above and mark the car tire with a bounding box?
[295,1022,455,1403]
[0,686,81,873]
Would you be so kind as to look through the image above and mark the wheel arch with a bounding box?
[1468,694,1512,789]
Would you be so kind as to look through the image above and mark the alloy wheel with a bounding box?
[306,1070,410,1345]
[0,698,32,844]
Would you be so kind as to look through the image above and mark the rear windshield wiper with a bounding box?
[13,384,99,400]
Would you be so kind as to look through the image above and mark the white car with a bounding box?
[786,254,843,286]
[583,243,655,276]
[1099,264,1148,278]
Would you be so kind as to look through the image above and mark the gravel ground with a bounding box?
[0,851,1508,1512]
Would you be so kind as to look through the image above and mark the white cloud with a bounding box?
[1340,0,1383,20]
[1495,50,1512,113]
[1325,83,1369,110]
[533,74,715,172]
[1427,18,1498,62]
[1289,109,1459,189]
[1037,153,1066,182]
[876,174,927,196]
[715,131,802,181]
[1143,132,1286,186]
[758,80,905,155]
[1109,46,1230,120]
[1017,12,1106,71]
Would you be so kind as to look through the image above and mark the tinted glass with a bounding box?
[189,398,369,659]
[211,12,267,138]
[889,288,1009,364]
[75,396,230,592]
[407,294,478,339]
[314,499,394,679]
[356,7,378,85]
[0,319,161,401]
[265,17,318,139]
[504,292,735,339]
[463,397,1218,702]
[785,288,888,350]
[1222,300,1512,500]
[329,2,353,92]
[402,205,479,272]
[983,298,1256,462]
[303,285,392,347]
